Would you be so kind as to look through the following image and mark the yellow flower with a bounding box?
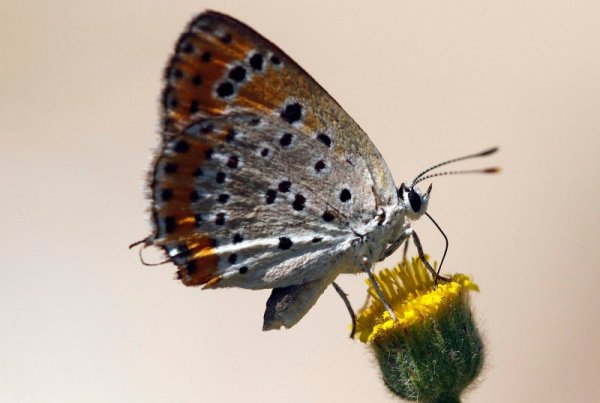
[355,257,479,343]
[355,257,484,403]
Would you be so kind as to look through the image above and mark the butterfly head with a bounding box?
[398,182,432,220]
[398,147,501,221]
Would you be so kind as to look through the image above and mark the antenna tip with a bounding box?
[483,167,501,174]
[479,147,499,157]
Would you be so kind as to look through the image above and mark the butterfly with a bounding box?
[133,10,498,333]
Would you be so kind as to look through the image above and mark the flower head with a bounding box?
[356,257,484,403]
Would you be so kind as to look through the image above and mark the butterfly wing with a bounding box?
[151,112,376,289]
[160,11,397,206]
[147,11,401,327]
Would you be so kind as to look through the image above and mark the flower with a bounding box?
[356,257,484,403]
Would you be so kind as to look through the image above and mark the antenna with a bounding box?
[412,147,499,184]
[414,167,500,185]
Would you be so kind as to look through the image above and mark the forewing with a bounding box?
[161,11,397,206]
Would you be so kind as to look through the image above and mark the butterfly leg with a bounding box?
[411,230,450,283]
[361,257,398,323]
[332,282,356,339]
[403,238,410,262]
[379,231,411,261]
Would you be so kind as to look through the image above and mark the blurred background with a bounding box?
[1,1,599,402]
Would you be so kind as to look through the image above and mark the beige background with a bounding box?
[1,1,599,402]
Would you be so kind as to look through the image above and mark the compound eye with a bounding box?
[408,190,422,212]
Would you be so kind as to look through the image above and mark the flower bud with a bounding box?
[355,258,484,403]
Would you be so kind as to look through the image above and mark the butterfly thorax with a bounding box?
[344,182,432,272]
[338,203,406,273]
